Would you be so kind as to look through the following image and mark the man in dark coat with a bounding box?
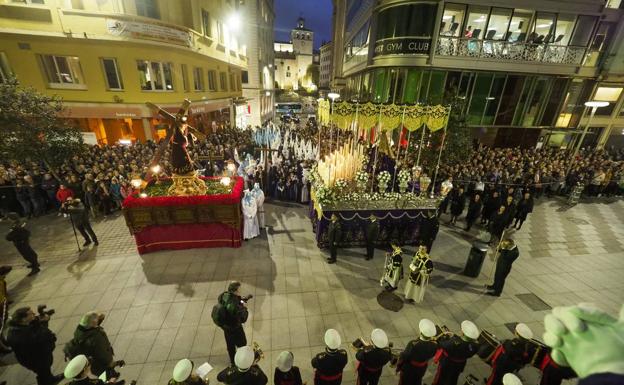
[396,319,438,385]
[449,187,466,225]
[5,214,40,275]
[481,191,501,225]
[6,307,63,385]
[62,198,98,246]
[513,192,534,230]
[488,205,507,244]
[503,196,517,229]
[365,215,379,260]
[420,211,440,252]
[66,312,117,377]
[486,239,520,297]
[432,321,480,385]
[464,194,483,231]
[312,329,348,385]
[355,329,392,385]
[218,281,249,365]
[327,214,341,264]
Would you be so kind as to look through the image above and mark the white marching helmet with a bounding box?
[371,328,388,348]
[324,329,342,350]
[503,373,523,385]
[461,320,480,340]
[276,351,294,372]
[419,319,437,338]
[172,359,193,382]
[515,323,533,340]
[64,355,88,379]
[234,346,255,371]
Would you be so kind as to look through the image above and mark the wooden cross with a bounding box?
[197,150,224,173]
[145,99,207,180]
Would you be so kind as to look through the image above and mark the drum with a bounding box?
[477,330,501,364]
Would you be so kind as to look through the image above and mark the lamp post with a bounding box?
[569,100,609,172]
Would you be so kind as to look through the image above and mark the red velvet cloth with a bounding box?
[123,176,244,208]
[134,222,242,254]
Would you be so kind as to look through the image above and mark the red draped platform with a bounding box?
[122,177,244,254]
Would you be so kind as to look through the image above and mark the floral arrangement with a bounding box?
[377,171,391,192]
[335,178,348,191]
[355,170,369,191]
[397,169,411,193]
[314,185,335,204]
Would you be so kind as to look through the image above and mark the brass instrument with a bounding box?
[433,325,453,341]
[463,374,479,385]
[527,338,549,368]
[252,342,264,363]
[351,338,401,369]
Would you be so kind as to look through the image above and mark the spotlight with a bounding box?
[130,178,143,189]
[226,161,237,173]
[151,165,161,174]
[221,177,231,186]
[139,193,148,198]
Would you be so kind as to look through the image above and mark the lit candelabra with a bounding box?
[317,139,365,187]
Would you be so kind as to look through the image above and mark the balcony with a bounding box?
[435,36,587,66]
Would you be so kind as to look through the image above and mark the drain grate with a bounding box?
[516,293,552,311]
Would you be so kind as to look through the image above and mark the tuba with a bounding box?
[252,342,264,363]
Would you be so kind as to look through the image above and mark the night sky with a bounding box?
[274,0,333,49]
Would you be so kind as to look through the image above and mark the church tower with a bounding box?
[291,17,313,55]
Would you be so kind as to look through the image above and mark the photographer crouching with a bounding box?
[213,281,252,364]
[61,198,99,247]
[6,305,64,385]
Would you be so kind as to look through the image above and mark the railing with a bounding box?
[435,36,587,65]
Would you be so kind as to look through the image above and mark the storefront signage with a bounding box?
[106,18,192,47]
[373,37,432,57]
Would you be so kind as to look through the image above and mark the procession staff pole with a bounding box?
[370,104,383,193]
[415,124,427,167]
[487,228,506,287]
[353,101,360,156]
[391,106,406,191]
[431,107,452,196]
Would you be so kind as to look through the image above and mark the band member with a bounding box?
[217,346,268,385]
[538,350,576,385]
[404,246,433,303]
[432,320,480,385]
[486,324,533,385]
[274,351,303,385]
[327,214,342,264]
[311,329,348,385]
[355,329,392,385]
[486,239,520,297]
[170,358,208,385]
[396,319,437,385]
[380,245,403,291]
[365,215,379,260]
[503,373,523,385]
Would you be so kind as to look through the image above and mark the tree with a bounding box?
[420,90,473,174]
[0,78,83,180]
[305,64,320,88]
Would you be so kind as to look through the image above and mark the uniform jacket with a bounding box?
[311,348,348,378]
[71,325,114,375]
[216,364,267,385]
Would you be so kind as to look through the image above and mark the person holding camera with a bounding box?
[213,281,250,364]
[62,198,99,247]
[65,311,121,378]
[217,346,267,385]
[6,306,63,385]
[5,213,40,276]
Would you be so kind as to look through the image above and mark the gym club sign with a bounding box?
[373,37,432,56]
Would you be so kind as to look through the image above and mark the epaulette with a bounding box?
[317,352,326,358]
[338,349,347,355]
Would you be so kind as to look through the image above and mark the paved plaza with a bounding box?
[1,198,623,385]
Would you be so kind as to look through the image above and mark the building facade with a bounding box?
[239,0,275,128]
[274,17,315,91]
[332,0,624,149]
[0,0,246,145]
[320,41,333,90]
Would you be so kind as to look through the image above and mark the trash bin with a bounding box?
[463,240,489,278]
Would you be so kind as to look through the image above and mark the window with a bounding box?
[593,86,622,116]
[208,70,217,91]
[554,15,575,45]
[181,64,189,91]
[193,67,204,91]
[486,8,512,40]
[229,73,235,91]
[569,15,598,47]
[135,0,159,19]
[136,60,173,91]
[464,6,489,39]
[286,72,291,77]
[201,9,211,37]
[11,0,44,3]
[219,72,227,90]
[217,22,225,45]
[241,70,249,83]
[508,9,532,42]
[440,3,466,37]
[0,53,12,83]
[101,58,123,90]
[376,3,436,39]
[39,55,86,88]
[532,12,556,43]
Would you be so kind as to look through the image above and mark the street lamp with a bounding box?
[569,100,609,171]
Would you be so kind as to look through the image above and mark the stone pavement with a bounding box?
[0,197,623,385]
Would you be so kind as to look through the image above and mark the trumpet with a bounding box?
[351,338,401,368]
[252,342,264,363]
[433,325,454,341]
